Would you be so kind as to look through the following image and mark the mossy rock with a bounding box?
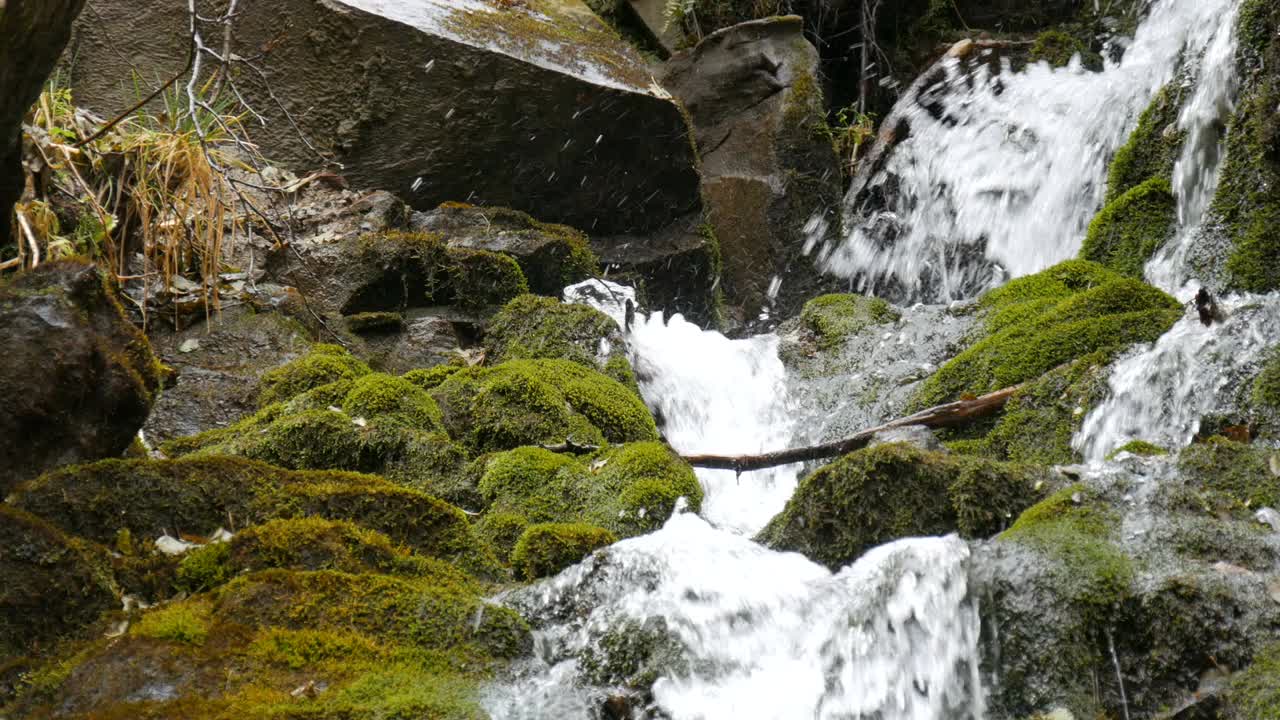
[403,364,464,392]
[1251,348,1280,438]
[978,353,1112,465]
[1224,641,1280,719]
[1081,177,1177,278]
[999,485,1135,610]
[915,260,1181,406]
[336,230,532,317]
[0,506,118,658]
[257,344,372,407]
[1175,437,1280,515]
[176,518,475,593]
[165,370,471,502]
[485,294,635,387]
[510,523,617,580]
[758,443,1048,570]
[797,293,900,349]
[415,203,599,296]
[478,442,702,539]
[1105,83,1186,202]
[1211,0,1280,292]
[9,457,499,576]
[7,568,531,719]
[431,359,658,453]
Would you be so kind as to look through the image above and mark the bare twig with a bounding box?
[681,383,1022,472]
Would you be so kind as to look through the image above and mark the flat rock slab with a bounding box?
[65,0,700,234]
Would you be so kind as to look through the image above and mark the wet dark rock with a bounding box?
[663,16,842,321]
[64,0,700,235]
[143,307,313,446]
[0,260,164,491]
[356,312,465,376]
[593,213,723,328]
[0,506,117,659]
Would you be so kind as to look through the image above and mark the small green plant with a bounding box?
[817,105,877,181]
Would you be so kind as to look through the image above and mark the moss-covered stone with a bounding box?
[164,367,472,502]
[485,294,635,387]
[1212,0,1280,292]
[176,518,474,593]
[1176,437,1280,514]
[915,261,1181,406]
[511,523,617,580]
[477,442,700,540]
[797,293,900,349]
[1000,485,1135,609]
[432,359,657,453]
[342,230,531,315]
[1081,177,1177,278]
[7,566,531,720]
[979,353,1112,465]
[759,443,1047,569]
[418,203,599,296]
[10,457,499,575]
[1251,348,1280,412]
[0,506,118,658]
[1225,641,1280,719]
[1105,83,1186,202]
[403,364,464,392]
[344,311,404,333]
[257,344,371,407]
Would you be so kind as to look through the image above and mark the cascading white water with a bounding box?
[819,0,1243,303]
[1075,293,1280,462]
[1145,0,1243,296]
[629,312,799,535]
[484,514,983,720]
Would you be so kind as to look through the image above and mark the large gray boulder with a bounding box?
[63,0,700,235]
[663,17,841,323]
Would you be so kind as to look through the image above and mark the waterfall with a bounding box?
[1075,293,1280,462]
[818,0,1244,303]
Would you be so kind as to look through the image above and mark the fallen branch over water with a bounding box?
[681,383,1024,473]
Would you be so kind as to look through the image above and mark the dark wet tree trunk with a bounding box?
[0,0,87,249]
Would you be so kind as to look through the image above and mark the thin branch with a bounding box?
[76,41,197,148]
[681,383,1023,473]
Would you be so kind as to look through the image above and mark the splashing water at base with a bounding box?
[483,514,984,720]
[821,0,1242,302]
[1076,293,1280,462]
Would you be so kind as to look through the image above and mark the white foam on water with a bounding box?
[484,513,983,720]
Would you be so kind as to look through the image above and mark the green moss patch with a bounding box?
[1106,83,1187,202]
[176,518,473,593]
[1226,641,1280,719]
[1081,177,1177,278]
[432,359,657,453]
[979,353,1112,465]
[486,294,635,386]
[8,565,531,719]
[10,457,497,575]
[798,293,900,349]
[511,523,617,580]
[1212,0,1280,292]
[1107,440,1169,459]
[759,443,1047,570]
[1029,29,1100,69]
[477,442,701,539]
[0,506,118,658]
[1176,437,1280,514]
[1000,485,1135,609]
[258,344,371,407]
[915,260,1181,406]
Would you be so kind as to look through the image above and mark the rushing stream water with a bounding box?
[483,0,1271,716]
